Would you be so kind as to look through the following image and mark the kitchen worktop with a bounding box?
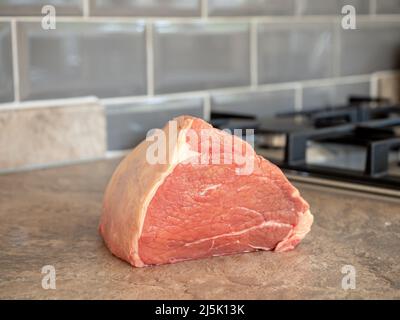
[0,158,399,299]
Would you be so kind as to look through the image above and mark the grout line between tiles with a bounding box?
[370,73,379,97]
[203,93,211,121]
[10,19,20,102]
[295,84,303,112]
[146,22,154,97]
[0,96,99,111]
[102,94,202,105]
[106,101,204,114]
[201,0,208,19]
[83,0,90,18]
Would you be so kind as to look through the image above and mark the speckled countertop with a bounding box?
[0,158,399,299]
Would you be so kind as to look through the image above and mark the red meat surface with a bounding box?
[99,116,313,267]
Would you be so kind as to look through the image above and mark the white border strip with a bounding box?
[295,83,303,111]
[0,96,99,111]
[201,0,208,19]
[83,0,90,18]
[10,19,20,102]
[370,75,378,97]
[105,96,206,114]
[103,93,205,106]
[203,93,211,121]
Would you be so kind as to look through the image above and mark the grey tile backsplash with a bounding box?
[0,22,14,103]
[153,22,250,94]
[106,97,204,150]
[17,21,146,101]
[208,0,296,16]
[295,0,370,15]
[258,22,334,84]
[208,0,371,16]
[339,21,400,76]
[90,0,201,17]
[0,0,83,16]
[0,0,399,159]
[376,0,400,14]
[0,0,393,17]
[211,88,296,117]
[302,81,370,110]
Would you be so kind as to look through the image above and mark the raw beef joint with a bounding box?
[99,116,313,267]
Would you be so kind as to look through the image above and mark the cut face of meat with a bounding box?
[139,162,307,265]
[99,116,313,267]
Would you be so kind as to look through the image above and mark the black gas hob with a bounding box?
[211,96,400,196]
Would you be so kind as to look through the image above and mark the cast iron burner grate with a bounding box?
[210,96,400,192]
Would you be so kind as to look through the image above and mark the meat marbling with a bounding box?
[99,116,313,267]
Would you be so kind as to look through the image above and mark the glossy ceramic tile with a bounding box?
[302,81,370,110]
[17,21,146,101]
[376,0,400,14]
[296,0,369,15]
[106,97,204,150]
[153,22,250,94]
[208,0,295,16]
[211,88,296,117]
[0,0,83,16]
[258,22,334,84]
[90,0,201,17]
[339,21,400,76]
[0,22,14,103]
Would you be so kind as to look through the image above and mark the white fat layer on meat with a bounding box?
[171,128,201,164]
[236,185,251,192]
[275,209,313,252]
[248,244,272,251]
[234,206,264,219]
[133,119,200,266]
[199,183,222,196]
[184,220,292,247]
